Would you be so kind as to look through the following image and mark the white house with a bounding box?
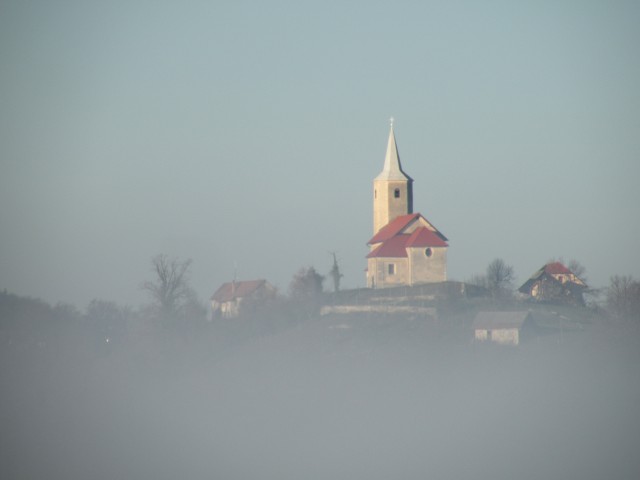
[210,279,276,319]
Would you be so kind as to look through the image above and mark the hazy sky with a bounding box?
[1,0,639,308]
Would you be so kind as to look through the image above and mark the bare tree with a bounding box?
[328,252,344,293]
[142,254,194,319]
[606,275,640,320]
[486,258,515,296]
[567,259,587,283]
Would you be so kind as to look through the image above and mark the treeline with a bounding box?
[467,257,640,320]
[0,290,129,358]
[606,275,640,320]
[2,255,639,361]
[0,256,332,365]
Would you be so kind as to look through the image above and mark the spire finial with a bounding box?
[390,116,394,128]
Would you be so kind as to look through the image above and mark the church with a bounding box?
[366,123,448,289]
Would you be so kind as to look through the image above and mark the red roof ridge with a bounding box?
[368,213,420,244]
[366,234,411,258]
[405,227,448,248]
[544,262,571,275]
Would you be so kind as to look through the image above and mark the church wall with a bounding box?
[408,247,447,284]
[368,257,409,288]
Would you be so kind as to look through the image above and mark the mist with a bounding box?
[2,295,639,480]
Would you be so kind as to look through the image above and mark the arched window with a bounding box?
[394,188,400,198]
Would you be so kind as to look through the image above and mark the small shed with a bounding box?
[472,311,533,346]
[210,279,276,319]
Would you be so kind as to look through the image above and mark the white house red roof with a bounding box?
[518,262,587,294]
[211,279,268,302]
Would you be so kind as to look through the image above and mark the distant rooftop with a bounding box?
[472,311,532,330]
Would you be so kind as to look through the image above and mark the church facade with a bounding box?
[366,124,448,289]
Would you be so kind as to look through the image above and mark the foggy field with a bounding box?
[2,312,639,480]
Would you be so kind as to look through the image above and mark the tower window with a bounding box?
[425,248,433,258]
[388,263,395,275]
[374,189,377,199]
[394,188,400,198]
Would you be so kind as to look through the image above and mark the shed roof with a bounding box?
[472,311,532,330]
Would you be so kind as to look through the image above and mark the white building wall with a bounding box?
[408,247,447,284]
[475,328,520,346]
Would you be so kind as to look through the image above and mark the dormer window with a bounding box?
[394,188,400,198]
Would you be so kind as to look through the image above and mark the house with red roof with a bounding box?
[518,262,587,305]
[366,123,448,289]
[210,279,276,318]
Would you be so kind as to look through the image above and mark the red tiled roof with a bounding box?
[369,213,420,244]
[406,227,448,248]
[367,235,410,258]
[544,262,571,275]
[369,213,448,245]
[211,279,267,302]
[366,228,447,259]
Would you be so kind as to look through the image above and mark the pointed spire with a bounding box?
[374,120,412,181]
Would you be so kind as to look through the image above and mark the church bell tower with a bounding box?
[373,121,413,234]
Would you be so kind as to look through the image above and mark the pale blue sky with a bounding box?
[1,0,639,307]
